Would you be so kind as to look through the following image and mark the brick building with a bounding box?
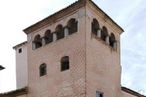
[0,0,145,97]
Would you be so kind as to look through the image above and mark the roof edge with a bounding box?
[23,0,124,34]
[23,0,86,34]
[13,41,27,49]
[0,87,28,96]
[122,87,146,97]
[87,0,124,33]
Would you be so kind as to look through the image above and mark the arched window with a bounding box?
[61,56,69,71]
[67,18,78,35]
[55,25,64,40]
[39,63,47,76]
[92,19,100,35]
[109,33,116,47]
[33,34,42,49]
[101,26,108,41]
[44,29,53,44]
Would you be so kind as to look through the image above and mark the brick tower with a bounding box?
[23,0,124,97]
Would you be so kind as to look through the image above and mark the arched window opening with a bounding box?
[61,56,69,71]
[33,34,42,49]
[92,19,100,35]
[109,33,116,47]
[39,63,47,76]
[101,26,108,41]
[67,18,78,35]
[55,25,64,40]
[44,30,53,44]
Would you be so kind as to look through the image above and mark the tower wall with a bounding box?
[27,7,87,97]
[85,4,122,97]
[15,42,28,89]
[24,1,124,97]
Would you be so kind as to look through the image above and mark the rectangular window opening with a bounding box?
[61,61,69,71]
[96,91,103,97]
[18,48,22,53]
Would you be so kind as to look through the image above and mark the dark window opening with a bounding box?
[44,30,53,44]
[33,35,42,49]
[39,63,47,77]
[92,19,100,35]
[0,65,5,70]
[109,33,116,47]
[55,25,64,40]
[61,56,69,71]
[101,26,108,41]
[96,91,103,97]
[18,48,22,53]
[67,18,78,35]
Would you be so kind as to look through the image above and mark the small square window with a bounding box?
[18,48,22,53]
[96,91,103,97]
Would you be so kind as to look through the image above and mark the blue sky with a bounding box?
[0,0,146,95]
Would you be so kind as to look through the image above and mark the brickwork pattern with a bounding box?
[27,8,86,97]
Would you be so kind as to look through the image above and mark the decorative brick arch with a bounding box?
[67,18,78,35]
[55,24,65,40]
[33,34,42,49]
[109,33,116,47]
[101,26,108,41]
[44,29,53,44]
[92,18,100,35]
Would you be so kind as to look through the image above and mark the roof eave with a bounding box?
[87,0,124,34]
[23,0,86,34]
[0,87,28,96]
[23,0,124,34]
[122,87,146,97]
[13,41,27,49]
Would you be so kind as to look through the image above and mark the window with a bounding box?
[92,19,100,35]
[39,63,47,76]
[109,33,116,47]
[0,65,5,70]
[44,29,53,44]
[61,56,69,71]
[55,25,64,40]
[33,34,42,49]
[101,26,108,41]
[96,91,103,97]
[18,48,22,53]
[67,18,78,35]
